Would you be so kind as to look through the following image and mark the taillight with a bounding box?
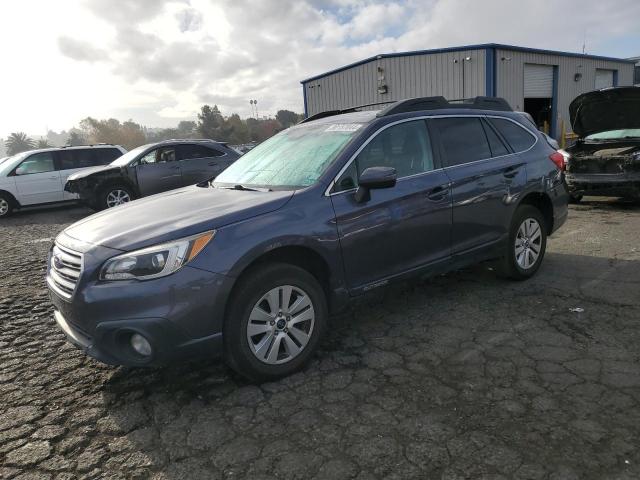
[549,151,565,171]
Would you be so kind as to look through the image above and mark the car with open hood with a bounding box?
[564,87,640,201]
[46,95,568,381]
[64,139,241,210]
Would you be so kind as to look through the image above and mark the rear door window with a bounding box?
[57,148,123,170]
[488,118,536,152]
[179,144,224,160]
[432,117,491,166]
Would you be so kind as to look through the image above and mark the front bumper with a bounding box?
[565,172,640,198]
[47,239,235,367]
[52,305,223,367]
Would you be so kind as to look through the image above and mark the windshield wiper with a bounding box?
[218,184,272,192]
[232,184,258,191]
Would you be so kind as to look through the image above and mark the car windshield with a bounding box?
[110,144,151,166]
[214,122,363,189]
[0,152,30,176]
[586,129,640,140]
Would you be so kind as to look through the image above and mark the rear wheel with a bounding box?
[100,185,134,210]
[224,263,327,382]
[568,193,582,203]
[0,194,14,218]
[496,205,547,280]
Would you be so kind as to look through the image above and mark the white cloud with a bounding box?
[0,0,638,139]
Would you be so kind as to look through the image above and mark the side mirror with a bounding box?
[15,167,26,176]
[354,166,397,203]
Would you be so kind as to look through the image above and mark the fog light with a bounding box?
[130,333,152,357]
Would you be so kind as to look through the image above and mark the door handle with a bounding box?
[49,176,58,180]
[208,162,218,166]
[426,184,449,201]
[170,165,180,170]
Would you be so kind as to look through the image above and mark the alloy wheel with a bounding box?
[515,218,542,269]
[0,198,8,216]
[246,285,315,365]
[106,189,131,208]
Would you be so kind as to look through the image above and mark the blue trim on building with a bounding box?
[484,47,496,96]
[302,84,308,118]
[612,69,619,87]
[300,43,635,84]
[551,65,559,139]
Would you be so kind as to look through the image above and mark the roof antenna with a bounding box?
[582,31,586,54]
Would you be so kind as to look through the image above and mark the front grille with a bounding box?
[47,244,83,300]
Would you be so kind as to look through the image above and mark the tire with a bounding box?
[496,205,547,280]
[0,193,14,219]
[99,184,134,210]
[224,263,328,382]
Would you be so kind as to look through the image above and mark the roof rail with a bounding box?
[299,100,396,124]
[377,96,512,117]
[161,138,223,144]
[59,143,114,148]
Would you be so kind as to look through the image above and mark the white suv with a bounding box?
[0,144,126,218]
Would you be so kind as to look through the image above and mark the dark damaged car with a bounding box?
[65,139,240,210]
[565,87,640,201]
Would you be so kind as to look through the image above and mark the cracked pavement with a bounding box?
[1,198,639,479]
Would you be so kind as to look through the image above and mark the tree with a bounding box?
[177,121,196,138]
[276,110,301,129]
[67,131,86,146]
[36,139,52,149]
[197,105,223,139]
[5,132,34,155]
[225,114,250,144]
[79,117,145,150]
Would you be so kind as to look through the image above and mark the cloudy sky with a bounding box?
[1,0,639,138]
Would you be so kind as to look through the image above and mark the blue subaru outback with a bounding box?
[47,96,569,381]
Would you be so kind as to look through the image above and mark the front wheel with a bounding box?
[496,205,547,280]
[0,193,14,218]
[100,185,134,210]
[224,263,328,382]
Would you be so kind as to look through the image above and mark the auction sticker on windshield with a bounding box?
[325,124,363,132]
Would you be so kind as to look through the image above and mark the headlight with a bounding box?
[100,231,215,281]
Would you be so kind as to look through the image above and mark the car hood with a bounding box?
[66,165,121,181]
[63,185,294,251]
[570,87,640,138]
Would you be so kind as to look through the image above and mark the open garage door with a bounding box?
[595,69,614,89]
[524,64,554,134]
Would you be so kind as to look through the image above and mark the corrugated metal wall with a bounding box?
[302,46,634,136]
[303,49,486,116]
[495,48,634,134]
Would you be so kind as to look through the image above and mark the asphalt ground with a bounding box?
[1,198,639,479]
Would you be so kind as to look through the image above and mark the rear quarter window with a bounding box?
[488,118,536,153]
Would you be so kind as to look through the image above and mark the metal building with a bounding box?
[629,56,640,85]
[301,44,635,139]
